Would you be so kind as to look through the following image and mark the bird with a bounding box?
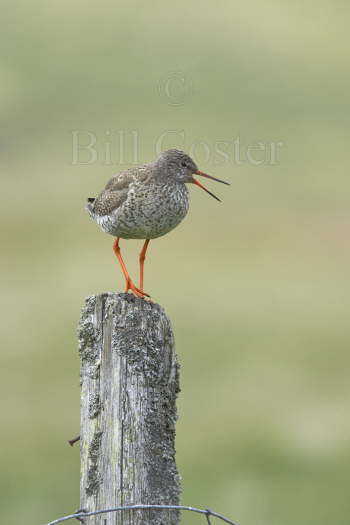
[86,149,229,297]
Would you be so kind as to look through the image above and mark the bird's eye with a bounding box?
[181,161,187,168]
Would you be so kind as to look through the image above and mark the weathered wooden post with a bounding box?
[78,293,180,525]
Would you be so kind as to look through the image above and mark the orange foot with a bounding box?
[124,278,150,298]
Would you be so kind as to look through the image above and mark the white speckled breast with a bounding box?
[96,181,189,239]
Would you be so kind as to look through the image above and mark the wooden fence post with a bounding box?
[78,293,180,525]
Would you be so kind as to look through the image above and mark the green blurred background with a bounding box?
[1,1,350,524]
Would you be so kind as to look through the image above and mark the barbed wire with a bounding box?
[43,504,238,525]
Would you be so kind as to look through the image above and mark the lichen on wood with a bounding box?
[78,293,180,525]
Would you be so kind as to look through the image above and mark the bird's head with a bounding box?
[156,149,229,202]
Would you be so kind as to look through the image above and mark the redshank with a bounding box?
[87,149,229,297]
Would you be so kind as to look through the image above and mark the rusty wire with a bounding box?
[43,504,238,525]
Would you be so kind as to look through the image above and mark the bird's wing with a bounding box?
[87,166,151,216]
[89,170,134,216]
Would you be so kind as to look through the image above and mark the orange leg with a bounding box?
[113,238,149,298]
[139,239,150,292]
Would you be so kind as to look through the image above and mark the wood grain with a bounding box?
[78,293,180,525]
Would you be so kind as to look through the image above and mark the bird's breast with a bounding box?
[115,182,189,239]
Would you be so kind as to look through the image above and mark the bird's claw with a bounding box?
[124,279,150,298]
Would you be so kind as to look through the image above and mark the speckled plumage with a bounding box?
[87,150,195,240]
[86,149,229,297]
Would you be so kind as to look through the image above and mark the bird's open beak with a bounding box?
[191,170,230,202]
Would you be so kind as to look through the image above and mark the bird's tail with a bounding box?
[86,197,95,215]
